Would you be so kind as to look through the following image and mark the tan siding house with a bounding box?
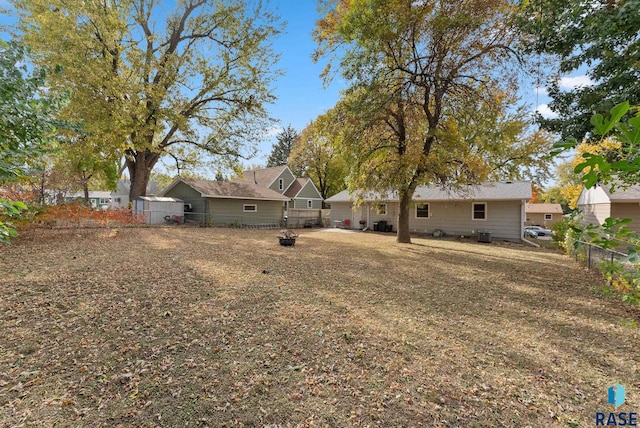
[525,203,563,228]
[325,181,531,241]
[578,185,640,233]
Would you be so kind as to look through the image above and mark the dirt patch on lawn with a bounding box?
[1,227,638,427]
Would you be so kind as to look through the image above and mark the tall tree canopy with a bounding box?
[288,113,347,201]
[0,40,61,242]
[315,0,539,243]
[10,0,282,200]
[266,125,298,167]
[518,0,640,141]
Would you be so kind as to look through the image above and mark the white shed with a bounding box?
[134,196,184,225]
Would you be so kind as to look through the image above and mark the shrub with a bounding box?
[21,201,142,229]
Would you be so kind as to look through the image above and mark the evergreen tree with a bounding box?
[266,125,298,167]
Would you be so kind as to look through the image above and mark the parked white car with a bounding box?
[524,226,553,238]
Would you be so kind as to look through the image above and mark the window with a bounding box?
[99,198,110,205]
[278,178,284,191]
[544,214,552,220]
[376,204,387,215]
[243,204,257,212]
[415,203,429,218]
[472,202,486,220]
[307,200,313,209]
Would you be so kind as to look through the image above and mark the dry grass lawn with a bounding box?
[1,227,639,427]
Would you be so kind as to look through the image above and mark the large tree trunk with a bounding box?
[82,180,90,203]
[396,188,413,244]
[127,149,160,201]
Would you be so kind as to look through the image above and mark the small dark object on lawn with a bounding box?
[262,269,270,274]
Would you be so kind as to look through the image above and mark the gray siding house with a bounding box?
[160,177,289,227]
[241,165,297,195]
[284,177,323,209]
[240,166,324,226]
[325,181,532,241]
[111,179,160,209]
[577,184,640,233]
[240,166,323,209]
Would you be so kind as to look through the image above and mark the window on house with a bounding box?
[278,178,284,191]
[376,204,387,215]
[307,200,313,209]
[544,214,552,220]
[472,202,486,220]
[99,198,110,205]
[243,204,257,212]
[416,203,430,218]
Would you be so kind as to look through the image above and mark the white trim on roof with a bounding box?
[266,165,294,190]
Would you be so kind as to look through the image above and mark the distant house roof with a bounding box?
[325,181,532,203]
[115,179,159,196]
[578,183,640,205]
[601,184,640,202]
[240,165,289,187]
[526,203,563,214]
[162,177,290,201]
[136,196,183,202]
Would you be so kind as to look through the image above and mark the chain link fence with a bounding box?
[569,240,629,270]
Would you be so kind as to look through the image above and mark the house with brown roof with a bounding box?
[160,177,289,227]
[525,203,563,228]
[577,184,640,233]
[325,181,532,241]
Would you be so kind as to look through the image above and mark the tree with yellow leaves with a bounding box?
[314,0,550,243]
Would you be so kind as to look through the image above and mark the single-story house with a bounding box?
[325,181,532,241]
[65,191,112,209]
[577,184,640,233]
[525,203,563,228]
[160,177,289,227]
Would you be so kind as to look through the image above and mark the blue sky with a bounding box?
[254,0,344,164]
[1,0,591,173]
[0,0,343,168]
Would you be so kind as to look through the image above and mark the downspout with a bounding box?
[366,202,370,230]
[521,199,539,247]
